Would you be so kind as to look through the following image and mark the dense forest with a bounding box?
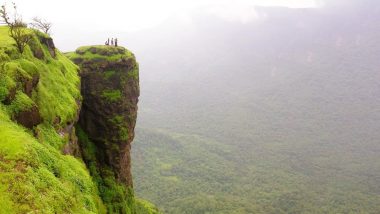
[131,1,380,213]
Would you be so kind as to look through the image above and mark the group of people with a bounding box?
[105,38,118,47]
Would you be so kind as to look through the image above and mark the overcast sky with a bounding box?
[3,0,321,50]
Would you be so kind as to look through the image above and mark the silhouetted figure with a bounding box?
[106,38,110,45]
[111,38,114,46]
[115,38,118,47]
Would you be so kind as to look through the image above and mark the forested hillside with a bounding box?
[131,1,380,213]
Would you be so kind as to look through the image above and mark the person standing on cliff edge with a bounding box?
[115,38,118,47]
[111,38,114,46]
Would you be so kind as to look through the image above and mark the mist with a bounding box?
[129,1,380,213]
[2,0,379,212]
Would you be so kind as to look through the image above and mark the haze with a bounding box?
[10,0,319,50]
[3,0,379,213]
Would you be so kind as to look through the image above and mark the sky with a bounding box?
[2,0,320,50]
[8,0,319,31]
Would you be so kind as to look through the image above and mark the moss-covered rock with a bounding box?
[0,26,157,214]
[68,45,140,213]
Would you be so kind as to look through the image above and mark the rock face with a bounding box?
[70,45,139,187]
[0,26,159,214]
[14,105,42,128]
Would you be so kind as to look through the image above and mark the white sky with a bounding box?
[8,0,319,32]
[2,0,319,50]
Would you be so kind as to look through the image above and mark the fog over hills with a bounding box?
[130,1,380,213]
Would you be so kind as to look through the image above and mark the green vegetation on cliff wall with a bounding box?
[0,26,159,214]
[76,126,136,214]
[0,26,106,213]
[68,45,150,214]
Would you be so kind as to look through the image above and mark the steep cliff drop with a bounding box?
[68,46,140,213]
[0,26,105,213]
[0,25,159,213]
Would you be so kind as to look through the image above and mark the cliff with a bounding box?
[67,46,140,213]
[0,26,159,213]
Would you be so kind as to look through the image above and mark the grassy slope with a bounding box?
[0,26,106,213]
[0,26,161,214]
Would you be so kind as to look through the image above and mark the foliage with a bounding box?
[135,198,162,214]
[0,106,104,213]
[33,50,81,126]
[0,27,105,213]
[0,26,81,127]
[7,91,34,115]
[132,4,380,213]
[128,64,139,80]
[104,70,116,79]
[0,3,32,53]
[76,126,134,214]
[0,22,157,214]
[35,123,66,150]
[101,89,122,102]
[67,45,135,63]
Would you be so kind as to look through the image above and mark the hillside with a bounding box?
[130,3,380,213]
[0,26,159,213]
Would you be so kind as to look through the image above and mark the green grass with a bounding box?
[104,70,116,79]
[33,51,81,126]
[0,27,15,47]
[67,45,135,63]
[0,26,105,213]
[0,108,105,213]
[7,91,35,115]
[101,89,122,102]
[0,25,157,214]
[35,123,66,150]
[0,26,81,127]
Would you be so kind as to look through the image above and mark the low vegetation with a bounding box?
[0,26,104,213]
[0,25,157,213]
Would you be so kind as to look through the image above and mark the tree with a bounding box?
[0,3,32,53]
[30,17,52,35]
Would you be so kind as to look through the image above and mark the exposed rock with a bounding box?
[32,46,45,59]
[3,87,16,105]
[30,39,45,60]
[24,74,40,97]
[62,100,82,157]
[39,37,56,58]
[62,126,81,157]
[14,105,42,129]
[70,45,139,187]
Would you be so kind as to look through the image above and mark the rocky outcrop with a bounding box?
[0,26,160,214]
[14,105,42,128]
[39,36,56,58]
[69,45,139,187]
[62,100,82,157]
